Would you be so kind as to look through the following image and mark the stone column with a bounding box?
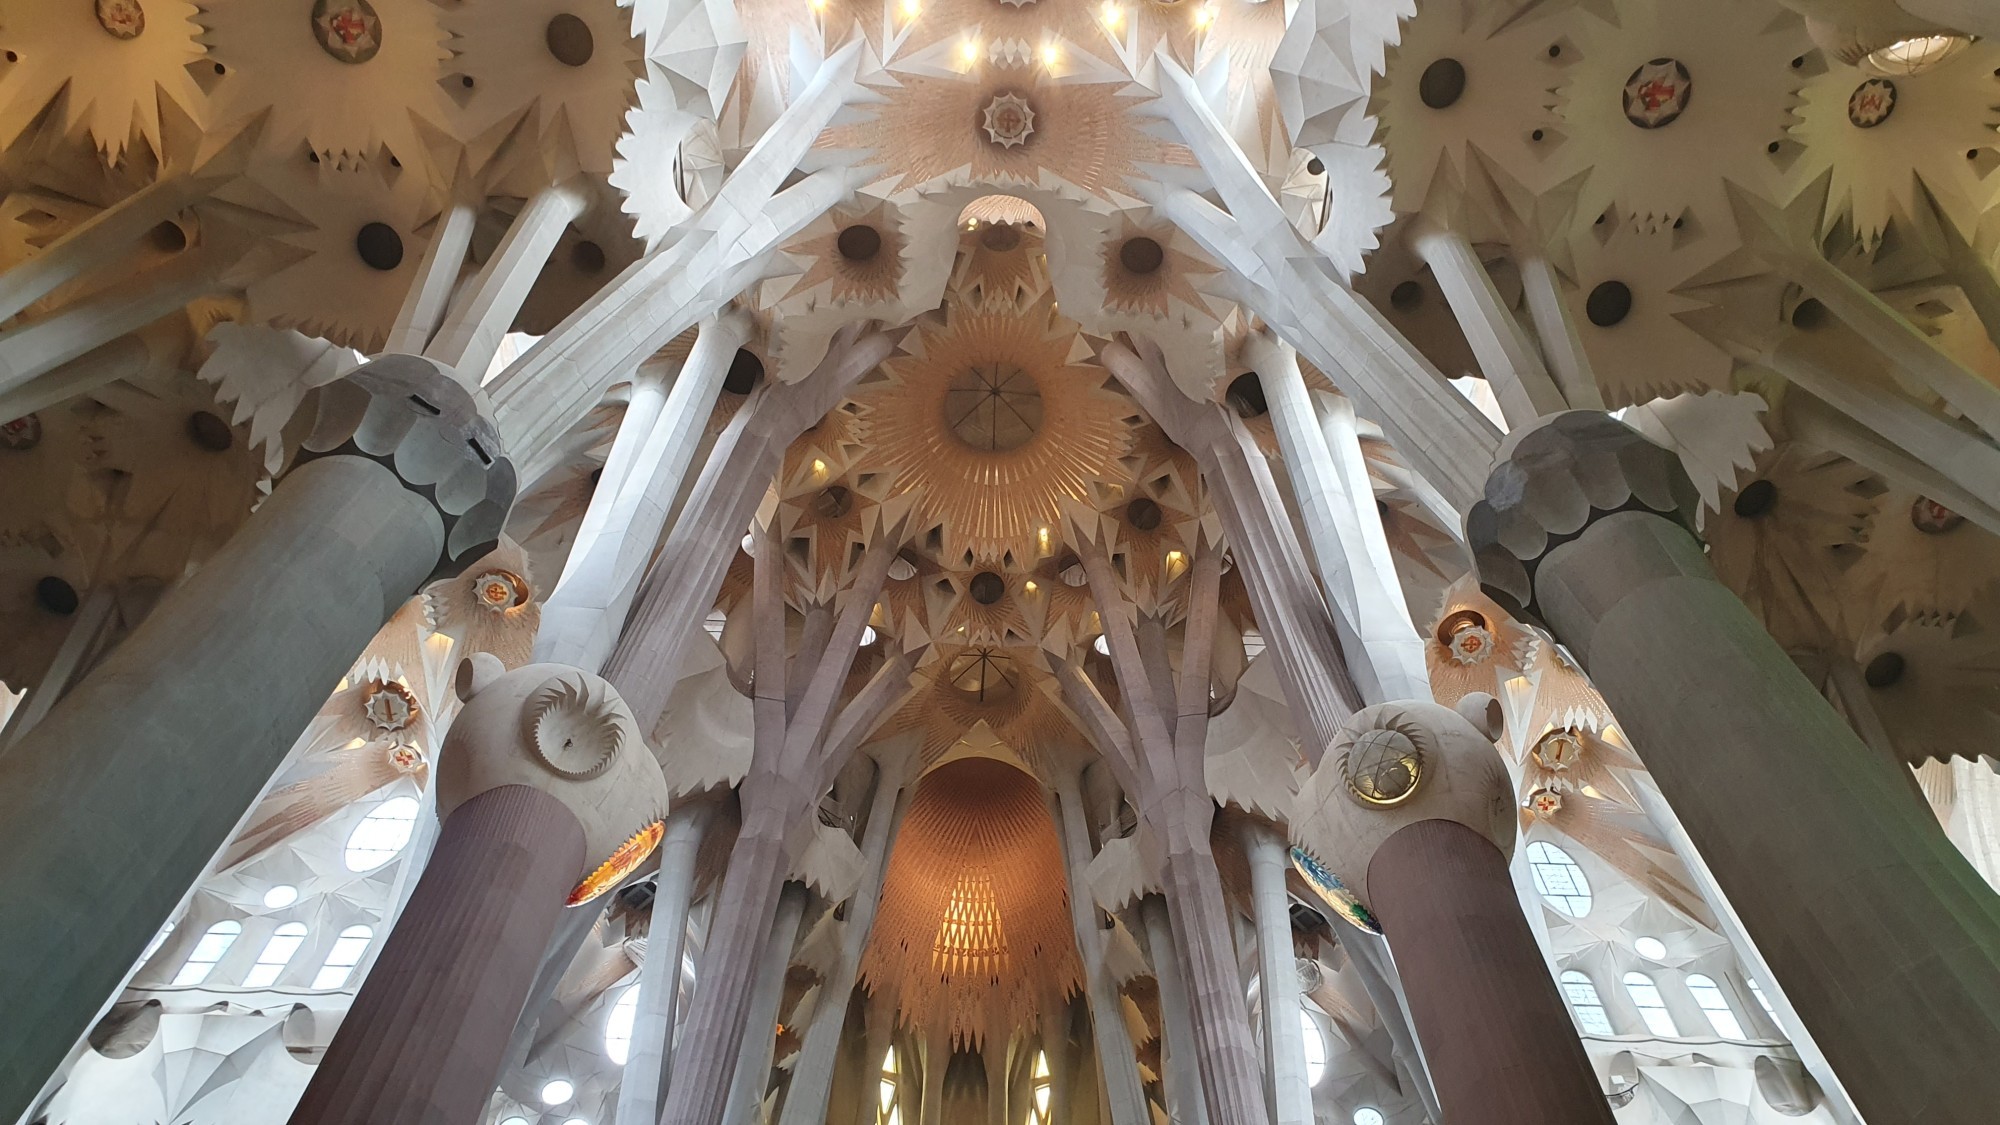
[289,657,669,1125]
[728,883,810,1125]
[1241,823,1313,1125]
[0,355,513,1124]
[1138,897,1206,1125]
[616,801,716,1125]
[291,785,584,1125]
[779,760,914,1125]
[1294,696,1611,1125]
[1467,410,2000,1125]
[1411,223,1568,428]
[1052,772,1150,1125]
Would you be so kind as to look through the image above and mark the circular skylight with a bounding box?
[1635,936,1668,961]
[261,885,299,909]
[540,1078,576,1106]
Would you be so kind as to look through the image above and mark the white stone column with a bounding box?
[0,173,221,325]
[1513,251,1604,411]
[1411,223,1568,427]
[728,883,811,1125]
[1138,897,1207,1125]
[1241,823,1313,1125]
[426,182,590,384]
[616,802,715,1125]
[0,246,233,397]
[1052,772,1149,1125]
[385,194,479,357]
[1249,333,1428,705]
[778,759,914,1125]
[534,313,751,670]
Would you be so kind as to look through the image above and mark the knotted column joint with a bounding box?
[1465,410,1700,623]
[294,353,517,582]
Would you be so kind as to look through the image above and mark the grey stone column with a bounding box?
[0,355,513,1124]
[1468,410,2000,1125]
[288,785,587,1125]
[1051,772,1149,1125]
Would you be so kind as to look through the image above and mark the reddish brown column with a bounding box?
[1367,819,1611,1125]
[289,784,586,1125]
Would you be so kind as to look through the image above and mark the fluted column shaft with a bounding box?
[1367,820,1611,1125]
[727,883,810,1124]
[289,785,587,1125]
[1139,897,1207,1125]
[1472,412,2000,1125]
[1157,826,1267,1125]
[0,454,443,1121]
[617,803,715,1125]
[1051,775,1149,1125]
[1242,825,1313,1125]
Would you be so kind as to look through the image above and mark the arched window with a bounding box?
[312,925,374,990]
[1525,841,1592,916]
[1746,977,1777,1019]
[1685,974,1746,1039]
[1299,1010,1327,1087]
[244,922,309,988]
[171,921,242,986]
[344,796,421,871]
[1560,971,1615,1036]
[605,986,640,1064]
[1622,972,1679,1037]
[1029,1050,1053,1125]
[877,1046,902,1125]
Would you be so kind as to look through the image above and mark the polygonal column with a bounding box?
[1468,410,2000,1125]
[0,354,514,1124]
[1294,697,1612,1125]
[290,657,668,1125]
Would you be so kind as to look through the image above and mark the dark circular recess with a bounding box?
[355,222,404,271]
[1791,297,1828,330]
[968,571,1007,605]
[1585,280,1633,327]
[571,239,606,274]
[1125,497,1164,531]
[1418,58,1467,109]
[36,576,79,616]
[979,222,1021,252]
[837,224,883,261]
[1389,279,1425,312]
[811,486,852,519]
[1305,156,1325,175]
[1119,236,1165,275]
[1732,478,1778,519]
[187,411,234,452]
[1225,371,1268,419]
[460,74,475,88]
[723,348,764,394]
[150,221,187,254]
[1548,44,1562,58]
[545,13,595,67]
[1864,650,1906,689]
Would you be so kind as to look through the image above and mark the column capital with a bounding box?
[1466,410,1700,620]
[294,353,517,582]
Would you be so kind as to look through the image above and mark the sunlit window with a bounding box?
[1685,974,1746,1039]
[1029,1050,1053,1125]
[1299,1010,1327,1086]
[312,925,374,990]
[244,922,309,988]
[345,796,421,871]
[1525,841,1592,916]
[1353,1110,1385,1125]
[1560,970,1615,1036]
[605,986,640,1064]
[171,921,242,986]
[1747,977,1776,1019]
[1622,972,1679,1038]
[877,1046,902,1125]
[140,922,175,966]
